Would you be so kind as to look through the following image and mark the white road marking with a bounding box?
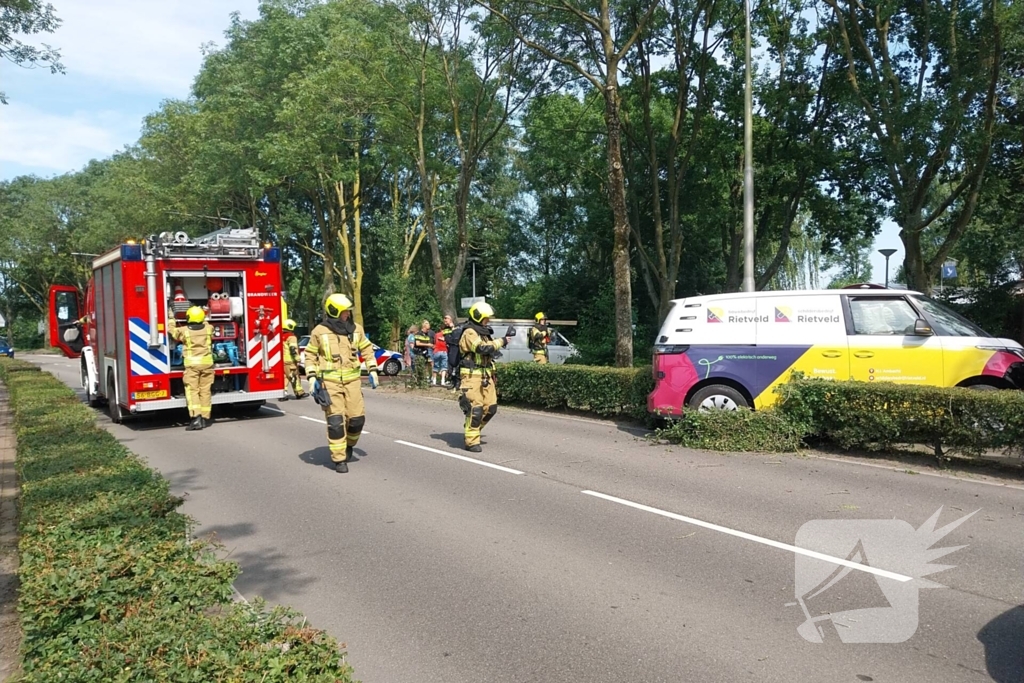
[266,411,371,435]
[581,490,913,583]
[811,455,1024,492]
[395,440,524,475]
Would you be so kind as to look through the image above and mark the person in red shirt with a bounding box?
[432,314,454,386]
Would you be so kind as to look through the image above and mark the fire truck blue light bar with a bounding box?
[121,244,143,261]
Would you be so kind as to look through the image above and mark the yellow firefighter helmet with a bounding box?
[324,293,353,318]
[186,306,206,324]
[468,301,495,324]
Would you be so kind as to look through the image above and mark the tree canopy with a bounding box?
[2,0,1021,356]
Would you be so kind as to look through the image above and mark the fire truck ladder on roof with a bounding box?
[148,228,262,259]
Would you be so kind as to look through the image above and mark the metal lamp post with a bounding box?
[467,256,479,298]
[878,248,897,289]
[742,0,755,293]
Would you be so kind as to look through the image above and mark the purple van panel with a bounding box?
[648,345,813,415]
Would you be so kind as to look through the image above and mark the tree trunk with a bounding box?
[604,85,634,367]
[900,221,928,292]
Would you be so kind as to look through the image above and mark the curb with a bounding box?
[0,384,22,681]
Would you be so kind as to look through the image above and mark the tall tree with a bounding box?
[400,0,536,317]
[624,0,720,321]
[479,0,662,366]
[820,0,1002,291]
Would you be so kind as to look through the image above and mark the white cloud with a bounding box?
[52,0,259,95]
[0,102,126,172]
[0,1,260,177]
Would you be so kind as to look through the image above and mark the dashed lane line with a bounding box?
[581,489,913,583]
[394,440,524,475]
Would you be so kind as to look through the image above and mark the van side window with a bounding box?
[848,297,919,336]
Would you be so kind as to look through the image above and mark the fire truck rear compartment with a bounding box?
[166,273,250,396]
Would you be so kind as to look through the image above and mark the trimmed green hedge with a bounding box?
[0,358,354,682]
[776,379,1024,459]
[495,362,654,419]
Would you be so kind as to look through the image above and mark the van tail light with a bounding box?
[653,344,690,355]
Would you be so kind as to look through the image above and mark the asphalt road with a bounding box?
[26,354,1024,683]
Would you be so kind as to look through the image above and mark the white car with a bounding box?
[486,321,576,364]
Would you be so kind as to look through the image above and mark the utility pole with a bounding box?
[742,0,755,293]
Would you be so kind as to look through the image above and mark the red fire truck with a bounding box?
[48,228,286,422]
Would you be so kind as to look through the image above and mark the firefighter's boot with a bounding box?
[186,416,203,431]
[466,444,482,453]
[345,445,357,462]
[335,461,349,473]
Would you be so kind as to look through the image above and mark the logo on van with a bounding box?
[775,306,792,323]
[707,308,725,324]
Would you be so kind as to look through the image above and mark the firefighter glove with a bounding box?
[368,371,379,389]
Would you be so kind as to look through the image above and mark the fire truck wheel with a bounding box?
[107,374,124,424]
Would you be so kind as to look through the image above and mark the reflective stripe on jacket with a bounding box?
[459,327,505,374]
[304,322,373,383]
[413,332,433,356]
[170,323,214,367]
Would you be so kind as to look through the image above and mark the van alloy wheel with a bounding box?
[688,384,749,411]
[700,395,739,411]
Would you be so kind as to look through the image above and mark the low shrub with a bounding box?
[495,362,654,420]
[655,409,807,452]
[0,358,354,682]
[776,379,1024,459]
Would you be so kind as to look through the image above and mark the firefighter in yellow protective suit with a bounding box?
[281,319,307,400]
[528,312,550,364]
[170,306,214,431]
[304,294,379,473]
[458,302,510,453]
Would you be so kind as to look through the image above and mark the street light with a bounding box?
[742,0,755,293]
[467,256,480,298]
[878,248,897,289]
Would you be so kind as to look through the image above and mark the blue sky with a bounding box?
[1,0,901,286]
[0,0,260,179]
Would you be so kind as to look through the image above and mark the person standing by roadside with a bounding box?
[434,314,455,387]
[170,306,215,431]
[529,312,550,364]
[281,319,307,400]
[412,319,433,388]
[304,294,379,473]
[431,319,449,386]
[404,324,418,378]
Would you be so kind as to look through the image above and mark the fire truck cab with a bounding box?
[49,228,286,422]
